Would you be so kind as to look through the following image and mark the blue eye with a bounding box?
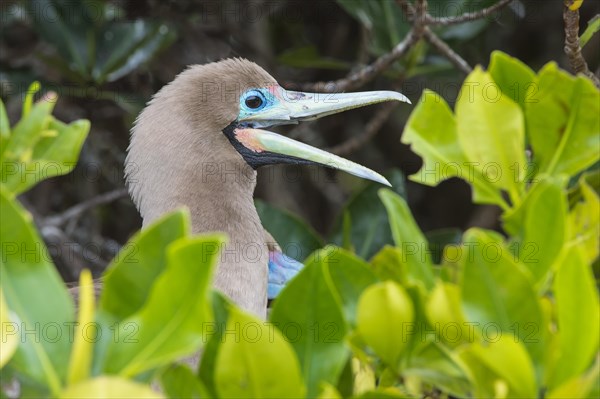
[242,89,267,111]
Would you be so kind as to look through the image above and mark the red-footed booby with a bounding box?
[125,58,410,318]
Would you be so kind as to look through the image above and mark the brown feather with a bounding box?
[125,59,279,318]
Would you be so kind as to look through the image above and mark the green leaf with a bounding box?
[215,306,306,398]
[568,174,600,264]
[403,341,472,397]
[94,21,176,83]
[1,91,90,195]
[369,246,407,284]
[356,281,414,369]
[67,270,94,385]
[547,362,599,399]
[459,229,545,371]
[335,0,410,56]
[322,248,378,327]
[16,118,89,195]
[503,177,569,285]
[550,246,600,388]
[0,289,18,368]
[60,376,164,398]
[378,189,435,290]
[462,336,538,398]
[456,66,527,205]
[0,98,10,158]
[425,228,462,265]
[488,51,536,110]
[1,96,54,164]
[580,14,600,48]
[402,90,507,208]
[103,234,226,377]
[160,364,208,399]
[330,169,406,260]
[198,292,231,397]
[99,209,189,320]
[256,199,323,261]
[270,248,349,398]
[0,188,74,395]
[527,63,600,176]
[28,0,94,68]
[425,282,469,347]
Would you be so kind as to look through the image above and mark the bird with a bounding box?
[124,58,410,318]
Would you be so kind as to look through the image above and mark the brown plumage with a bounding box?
[125,59,278,318]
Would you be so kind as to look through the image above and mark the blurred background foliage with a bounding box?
[1,0,599,282]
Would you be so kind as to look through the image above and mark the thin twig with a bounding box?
[427,0,515,26]
[424,29,473,74]
[328,102,398,156]
[44,188,129,227]
[563,1,600,88]
[300,29,418,92]
[397,0,472,74]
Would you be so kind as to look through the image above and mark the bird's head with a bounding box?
[217,59,411,186]
[127,58,410,218]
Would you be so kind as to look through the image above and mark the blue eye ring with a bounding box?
[242,89,267,111]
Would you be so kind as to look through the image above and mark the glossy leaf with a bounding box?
[67,270,94,385]
[463,336,538,398]
[335,0,410,56]
[369,246,407,284]
[0,289,17,368]
[1,89,90,195]
[256,199,324,261]
[27,1,175,84]
[425,282,471,347]
[488,51,536,110]
[403,341,472,397]
[568,175,600,263]
[321,247,378,327]
[60,376,164,398]
[502,177,568,284]
[270,248,349,398]
[456,66,526,204]
[0,188,74,394]
[94,21,176,83]
[547,362,599,399]
[103,234,225,377]
[160,364,208,399]
[330,169,406,260]
[378,189,435,290]
[198,292,231,397]
[356,281,414,369]
[459,229,545,370]
[99,209,190,321]
[550,246,600,388]
[527,63,600,176]
[215,307,306,398]
[402,90,506,207]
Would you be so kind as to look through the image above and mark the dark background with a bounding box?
[1,0,599,281]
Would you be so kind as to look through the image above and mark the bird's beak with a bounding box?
[236,86,411,187]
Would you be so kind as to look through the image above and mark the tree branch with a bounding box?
[427,0,515,26]
[43,188,129,227]
[397,0,473,74]
[300,29,419,92]
[328,102,398,156]
[563,1,600,88]
[424,29,473,74]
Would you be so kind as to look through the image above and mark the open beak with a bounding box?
[236,86,411,187]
